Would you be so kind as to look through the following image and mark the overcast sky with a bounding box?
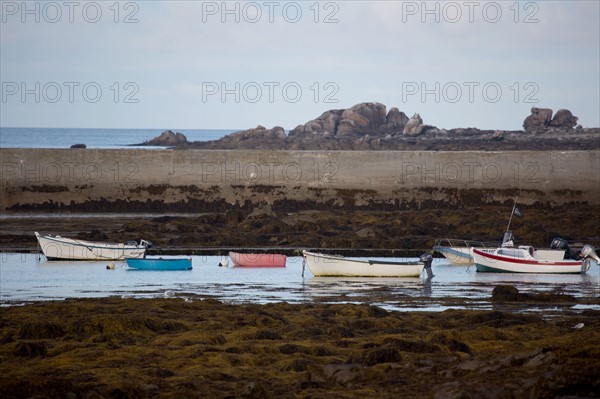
[1,1,598,130]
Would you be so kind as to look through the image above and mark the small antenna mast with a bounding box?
[506,197,518,232]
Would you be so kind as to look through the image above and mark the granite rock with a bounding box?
[549,109,578,129]
[523,107,553,132]
[146,130,189,146]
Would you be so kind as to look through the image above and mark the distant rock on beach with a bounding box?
[523,107,579,132]
[138,103,598,151]
[206,125,286,149]
[288,102,401,137]
[133,130,189,147]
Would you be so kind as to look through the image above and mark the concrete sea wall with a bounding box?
[1,149,599,212]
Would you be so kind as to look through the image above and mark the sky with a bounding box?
[1,0,599,131]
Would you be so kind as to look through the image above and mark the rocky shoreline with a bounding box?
[137,104,600,151]
[1,295,599,399]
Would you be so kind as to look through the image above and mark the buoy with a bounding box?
[106,262,115,270]
[218,257,229,267]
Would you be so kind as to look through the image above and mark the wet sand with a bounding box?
[1,293,599,398]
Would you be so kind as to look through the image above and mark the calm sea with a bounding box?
[0,127,235,149]
[1,254,599,312]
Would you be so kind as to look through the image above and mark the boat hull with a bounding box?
[126,258,192,270]
[229,252,286,267]
[472,249,583,274]
[433,246,474,265]
[432,247,568,267]
[35,232,146,261]
[303,251,424,277]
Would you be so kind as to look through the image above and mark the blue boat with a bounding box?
[125,257,192,270]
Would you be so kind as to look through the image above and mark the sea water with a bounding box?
[1,253,599,313]
[0,127,235,149]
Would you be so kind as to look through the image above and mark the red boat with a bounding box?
[228,252,287,267]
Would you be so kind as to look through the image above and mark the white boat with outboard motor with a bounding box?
[434,235,573,266]
[473,242,600,274]
[469,200,600,273]
[434,199,575,265]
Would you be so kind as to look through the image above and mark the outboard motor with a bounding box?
[550,237,570,251]
[580,244,600,264]
[550,237,579,259]
[420,253,434,279]
[139,240,153,259]
[579,244,600,274]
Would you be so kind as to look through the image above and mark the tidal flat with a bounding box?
[1,295,599,399]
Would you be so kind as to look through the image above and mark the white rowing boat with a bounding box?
[35,232,151,261]
[302,250,426,277]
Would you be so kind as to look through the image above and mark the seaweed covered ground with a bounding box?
[2,205,599,256]
[0,294,599,399]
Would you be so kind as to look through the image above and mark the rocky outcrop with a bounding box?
[143,130,189,146]
[549,109,578,129]
[192,126,287,149]
[228,125,286,141]
[384,108,409,132]
[289,110,341,137]
[403,113,425,136]
[523,107,579,132]
[348,102,387,129]
[179,103,597,151]
[337,109,370,135]
[289,102,389,137]
[523,107,553,131]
